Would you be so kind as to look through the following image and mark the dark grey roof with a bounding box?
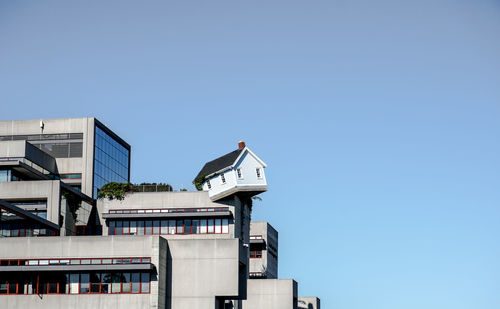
[195,148,244,180]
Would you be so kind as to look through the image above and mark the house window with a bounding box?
[207,179,211,189]
[250,250,262,258]
[256,168,262,179]
[221,174,226,184]
[236,168,243,179]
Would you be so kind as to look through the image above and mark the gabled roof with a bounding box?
[195,148,244,180]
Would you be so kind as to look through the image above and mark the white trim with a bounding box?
[204,166,233,179]
[233,147,267,168]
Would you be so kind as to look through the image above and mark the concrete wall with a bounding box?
[0,180,61,225]
[298,297,320,309]
[249,222,278,279]
[167,238,244,309]
[0,180,93,235]
[0,236,245,309]
[0,236,165,309]
[98,191,240,240]
[0,140,57,174]
[242,279,297,309]
[0,118,96,196]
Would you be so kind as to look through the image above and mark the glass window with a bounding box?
[101,273,111,294]
[200,220,207,234]
[160,220,168,234]
[0,170,10,182]
[137,221,144,235]
[131,273,140,293]
[184,220,192,234]
[121,273,131,293]
[168,220,176,234]
[10,280,19,294]
[130,220,137,235]
[122,221,129,235]
[215,219,222,234]
[0,279,7,294]
[145,221,153,235]
[222,219,229,234]
[207,219,214,233]
[141,273,150,293]
[115,221,122,235]
[90,273,100,293]
[111,273,121,293]
[153,220,160,235]
[80,273,90,294]
[192,220,200,234]
[176,220,184,234]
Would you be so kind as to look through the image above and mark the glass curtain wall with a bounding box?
[93,126,130,198]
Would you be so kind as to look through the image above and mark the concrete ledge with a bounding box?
[102,211,232,220]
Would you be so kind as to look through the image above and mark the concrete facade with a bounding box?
[249,221,278,279]
[298,297,321,309]
[242,279,298,309]
[0,117,131,198]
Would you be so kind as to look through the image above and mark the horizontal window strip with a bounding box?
[108,218,229,236]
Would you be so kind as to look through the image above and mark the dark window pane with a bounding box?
[131,273,140,293]
[122,273,131,293]
[80,273,90,294]
[176,220,184,234]
[153,220,160,235]
[184,220,192,234]
[141,273,149,293]
[90,273,100,293]
[101,273,111,294]
[145,221,153,235]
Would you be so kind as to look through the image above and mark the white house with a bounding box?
[195,141,267,201]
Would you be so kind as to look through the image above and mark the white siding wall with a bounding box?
[234,151,266,187]
[203,168,237,198]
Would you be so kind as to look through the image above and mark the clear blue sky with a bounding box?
[1,1,500,308]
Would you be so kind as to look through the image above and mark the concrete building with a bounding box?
[243,222,321,309]
[298,297,321,309]
[0,117,131,198]
[248,221,278,279]
[0,118,321,309]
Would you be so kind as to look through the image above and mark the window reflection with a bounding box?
[93,126,130,198]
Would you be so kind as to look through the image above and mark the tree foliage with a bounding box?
[97,182,133,200]
[192,174,207,191]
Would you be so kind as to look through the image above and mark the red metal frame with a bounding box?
[108,218,229,236]
[249,250,263,259]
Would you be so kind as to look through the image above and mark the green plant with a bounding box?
[61,190,82,221]
[133,183,173,192]
[192,174,207,191]
[97,182,133,200]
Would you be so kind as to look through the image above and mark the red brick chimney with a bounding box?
[238,140,246,150]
